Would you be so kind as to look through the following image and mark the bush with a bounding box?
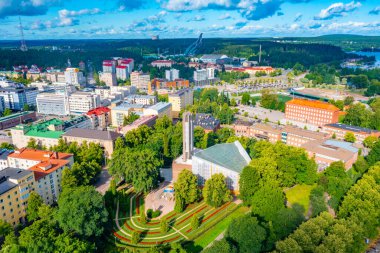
[147,209,161,219]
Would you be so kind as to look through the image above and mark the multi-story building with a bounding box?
[111,104,145,127]
[148,78,190,94]
[125,95,157,105]
[130,71,151,90]
[116,66,128,81]
[68,92,101,114]
[165,69,179,81]
[192,141,251,192]
[194,113,221,133]
[322,123,380,143]
[45,72,65,83]
[102,60,116,73]
[11,117,91,149]
[99,72,117,87]
[86,107,111,130]
[0,149,14,170]
[168,88,193,118]
[206,68,215,79]
[0,168,35,225]
[8,149,74,205]
[143,102,172,120]
[36,91,70,116]
[64,68,85,87]
[118,115,157,134]
[301,139,359,171]
[0,111,36,130]
[285,99,341,127]
[118,58,134,74]
[0,86,38,111]
[62,129,121,157]
[193,69,207,82]
[151,60,174,68]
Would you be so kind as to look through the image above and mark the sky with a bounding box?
[0,0,379,39]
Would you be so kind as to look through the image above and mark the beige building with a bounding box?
[168,89,193,118]
[130,71,150,90]
[99,72,117,87]
[62,128,121,157]
[111,104,144,127]
[8,149,74,205]
[69,92,101,114]
[0,168,35,225]
[143,102,172,120]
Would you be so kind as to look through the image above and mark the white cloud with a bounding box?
[315,1,361,20]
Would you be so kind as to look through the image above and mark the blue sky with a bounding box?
[0,0,379,39]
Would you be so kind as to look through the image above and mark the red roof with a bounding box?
[116,66,127,69]
[103,63,113,67]
[120,59,133,64]
[86,106,110,116]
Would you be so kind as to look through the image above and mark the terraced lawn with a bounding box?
[112,190,239,250]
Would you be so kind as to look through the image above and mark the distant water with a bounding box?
[352,51,380,67]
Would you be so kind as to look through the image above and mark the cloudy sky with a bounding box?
[0,0,379,39]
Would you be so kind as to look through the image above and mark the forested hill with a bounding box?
[0,38,349,70]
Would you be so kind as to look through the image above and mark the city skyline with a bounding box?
[0,0,379,39]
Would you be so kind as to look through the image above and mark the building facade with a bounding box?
[64,68,85,87]
[151,60,174,68]
[68,92,101,114]
[143,102,172,120]
[0,86,38,111]
[0,111,36,130]
[86,107,111,130]
[168,88,193,118]
[125,95,157,105]
[130,72,151,90]
[165,69,179,81]
[0,168,35,225]
[285,99,341,127]
[36,91,70,116]
[99,72,117,87]
[322,123,380,143]
[8,149,74,205]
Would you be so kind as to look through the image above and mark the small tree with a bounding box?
[344,132,356,143]
[131,231,140,245]
[160,218,169,233]
[191,214,201,230]
[202,173,231,208]
[174,195,185,213]
[0,219,12,238]
[26,192,43,222]
[332,133,336,139]
[363,136,378,149]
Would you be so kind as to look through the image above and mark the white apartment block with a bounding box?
[64,68,85,87]
[125,95,157,105]
[68,92,101,114]
[207,68,215,79]
[131,72,151,90]
[194,69,208,82]
[36,91,70,116]
[165,69,179,81]
[168,88,193,118]
[99,72,117,87]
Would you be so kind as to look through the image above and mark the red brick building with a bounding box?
[285,99,341,127]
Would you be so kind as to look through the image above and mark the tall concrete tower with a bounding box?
[182,112,194,161]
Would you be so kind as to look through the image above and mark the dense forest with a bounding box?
[0,38,351,70]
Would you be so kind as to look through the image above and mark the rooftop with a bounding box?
[169,88,192,97]
[284,125,329,140]
[0,149,14,160]
[194,141,251,173]
[146,102,171,112]
[194,113,220,130]
[301,139,358,162]
[62,128,121,141]
[0,111,34,123]
[200,54,228,60]
[87,107,110,116]
[325,123,380,134]
[286,99,340,111]
[113,103,145,111]
[0,168,33,195]
[14,119,65,139]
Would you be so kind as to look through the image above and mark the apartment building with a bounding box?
[0,168,35,225]
[36,91,70,116]
[68,92,101,114]
[99,72,117,87]
[322,123,380,143]
[148,78,190,94]
[119,115,157,135]
[0,149,14,170]
[151,60,174,68]
[62,129,121,157]
[143,102,172,120]
[64,68,85,87]
[86,107,111,130]
[111,104,144,127]
[130,71,151,90]
[285,99,341,127]
[8,149,74,205]
[125,95,157,105]
[0,86,38,111]
[165,69,179,81]
[194,113,221,133]
[168,88,193,118]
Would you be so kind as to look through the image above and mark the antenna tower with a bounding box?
[259,44,262,63]
[18,16,28,52]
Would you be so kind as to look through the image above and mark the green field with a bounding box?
[285,184,316,215]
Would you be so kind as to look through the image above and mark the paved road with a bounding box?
[95,167,111,195]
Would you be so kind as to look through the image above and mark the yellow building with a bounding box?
[168,89,193,118]
[0,168,35,225]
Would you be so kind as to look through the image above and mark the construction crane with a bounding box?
[18,16,28,52]
[184,33,203,56]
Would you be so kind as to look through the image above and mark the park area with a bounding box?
[110,187,247,252]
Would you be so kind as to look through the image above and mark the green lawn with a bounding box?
[185,205,250,252]
[285,184,316,215]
